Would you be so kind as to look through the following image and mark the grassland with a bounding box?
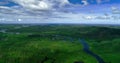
[0,24,120,63]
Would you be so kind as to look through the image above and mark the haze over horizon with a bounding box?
[0,0,120,24]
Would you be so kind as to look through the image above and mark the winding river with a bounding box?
[52,35,105,63]
[79,38,105,63]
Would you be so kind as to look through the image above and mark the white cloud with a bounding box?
[0,6,10,9]
[96,0,110,4]
[111,6,120,14]
[12,0,52,10]
[0,0,120,24]
[81,0,88,6]
[12,0,70,11]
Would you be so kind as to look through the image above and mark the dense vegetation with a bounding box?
[0,24,120,63]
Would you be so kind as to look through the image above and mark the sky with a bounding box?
[0,0,120,24]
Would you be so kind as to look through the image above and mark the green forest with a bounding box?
[0,24,120,63]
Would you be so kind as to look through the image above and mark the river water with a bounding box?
[79,39,105,63]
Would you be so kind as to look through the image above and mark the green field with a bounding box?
[0,24,120,63]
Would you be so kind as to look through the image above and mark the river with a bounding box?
[79,39,105,63]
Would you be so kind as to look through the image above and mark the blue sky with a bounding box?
[0,0,120,24]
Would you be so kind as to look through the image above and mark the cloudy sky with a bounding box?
[0,0,120,24]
